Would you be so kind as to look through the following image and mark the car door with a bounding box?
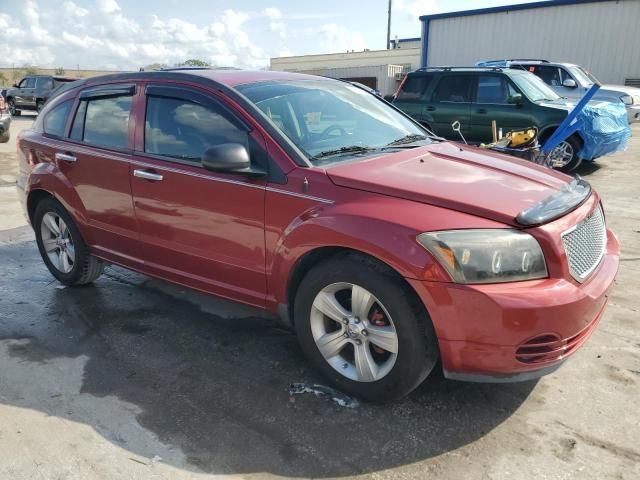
[130,84,267,307]
[58,83,140,265]
[15,77,36,107]
[428,74,473,139]
[468,74,535,143]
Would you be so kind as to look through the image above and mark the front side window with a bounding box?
[20,78,36,89]
[237,80,428,163]
[144,96,245,162]
[43,100,72,137]
[432,76,472,103]
[568,66,597,86]
[397,75,432,101]
[72,94,132,149]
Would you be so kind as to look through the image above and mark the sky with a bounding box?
[0,0,546,71]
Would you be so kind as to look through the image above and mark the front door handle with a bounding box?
[55,152,77,163]
[476,108,488,114]
[426,106,436,111]
[134,169,164,182]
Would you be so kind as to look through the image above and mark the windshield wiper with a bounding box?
[312,145,377,160]
[383,133,428,147]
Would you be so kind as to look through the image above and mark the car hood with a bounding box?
[600,84,640,98]
[326,142,571,226]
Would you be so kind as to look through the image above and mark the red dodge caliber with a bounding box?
[16,70,619,401]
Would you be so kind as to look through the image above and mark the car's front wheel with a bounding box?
[294,253,439,402]
[34,197,104,285]
[548,135,582,172]
[7,98,20,116]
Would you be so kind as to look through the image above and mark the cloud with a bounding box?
[307,23,368,53]
[395,0,441,20]
[0,0,271,70]
[264,7,286,38]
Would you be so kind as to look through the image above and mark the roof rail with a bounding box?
[416,66,503,72]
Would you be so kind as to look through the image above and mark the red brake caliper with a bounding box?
[369,308,387,354]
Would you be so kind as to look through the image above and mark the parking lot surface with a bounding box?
[0,116,638,479]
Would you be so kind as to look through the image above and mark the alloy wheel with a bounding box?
[8,99,16,116]
[310,282,398,382]
[40,212,75,273]
[549,140,575,168]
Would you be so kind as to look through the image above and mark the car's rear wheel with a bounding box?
[34,197,104,285]
[294,253,439,402]
[548,136,582,172]
[7,98,20,116]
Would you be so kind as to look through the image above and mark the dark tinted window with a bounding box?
[397,75,432,101]
[36,77,54,89]
[82,95,132,149]
[144,96,245,161]
[476,76,515,104]
[19,77,36,88]
[43,100,72,137]
[70,100,87,141]
[432,75,472,102]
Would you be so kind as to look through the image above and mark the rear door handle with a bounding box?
[55,152,77,163]
[477,108,488,114]
[134,169,164,182]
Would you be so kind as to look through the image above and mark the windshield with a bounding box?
[569,66,598,86]
[237,80,430,163]
[509,71,561,102]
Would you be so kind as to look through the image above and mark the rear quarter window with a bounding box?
[397,75,433,101]
[43,100,72,137]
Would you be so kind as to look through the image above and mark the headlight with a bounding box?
[417,229,548,284]
[634,95,640,105]
[620,94,633,105]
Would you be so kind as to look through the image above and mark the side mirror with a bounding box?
[508,93,523,105]
[201,143,266,177]
[562,78,577,88]
[13,84,19,88]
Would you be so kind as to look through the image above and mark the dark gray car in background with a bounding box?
[6,75,77,116]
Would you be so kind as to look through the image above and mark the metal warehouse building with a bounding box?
[420,0,640,85]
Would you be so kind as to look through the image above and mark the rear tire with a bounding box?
[34,197,104,286]
[294,253,439,402]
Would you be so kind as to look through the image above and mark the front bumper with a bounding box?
[626,104,640,124]
[408,228,619,382]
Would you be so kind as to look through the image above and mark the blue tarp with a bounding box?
[574,101,631,160]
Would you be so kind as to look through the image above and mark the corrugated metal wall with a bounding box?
[426,0,640,84]
[286,65,405,95]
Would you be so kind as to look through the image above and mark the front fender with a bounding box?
[267,194,504,305]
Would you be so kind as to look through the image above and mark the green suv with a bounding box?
[393,67,583,171]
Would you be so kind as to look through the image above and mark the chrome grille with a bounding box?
[562,205,606,282]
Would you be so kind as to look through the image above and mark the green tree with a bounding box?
[177,59,210,67]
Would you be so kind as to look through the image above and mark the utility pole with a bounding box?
[386,0,392,49]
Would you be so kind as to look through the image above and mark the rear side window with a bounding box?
[475,76,516,104]
[43,100,72,137]
[144,96,246,162]
[36,77,54,89]
[397,75,432,101]
[71,94,132,149]
[432,75,472,103]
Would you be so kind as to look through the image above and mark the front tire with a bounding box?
[294,253,439,402]
[7,98,20,116]
[548,135,582,173]
[34,197,104,285]
[36,100,44,113]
